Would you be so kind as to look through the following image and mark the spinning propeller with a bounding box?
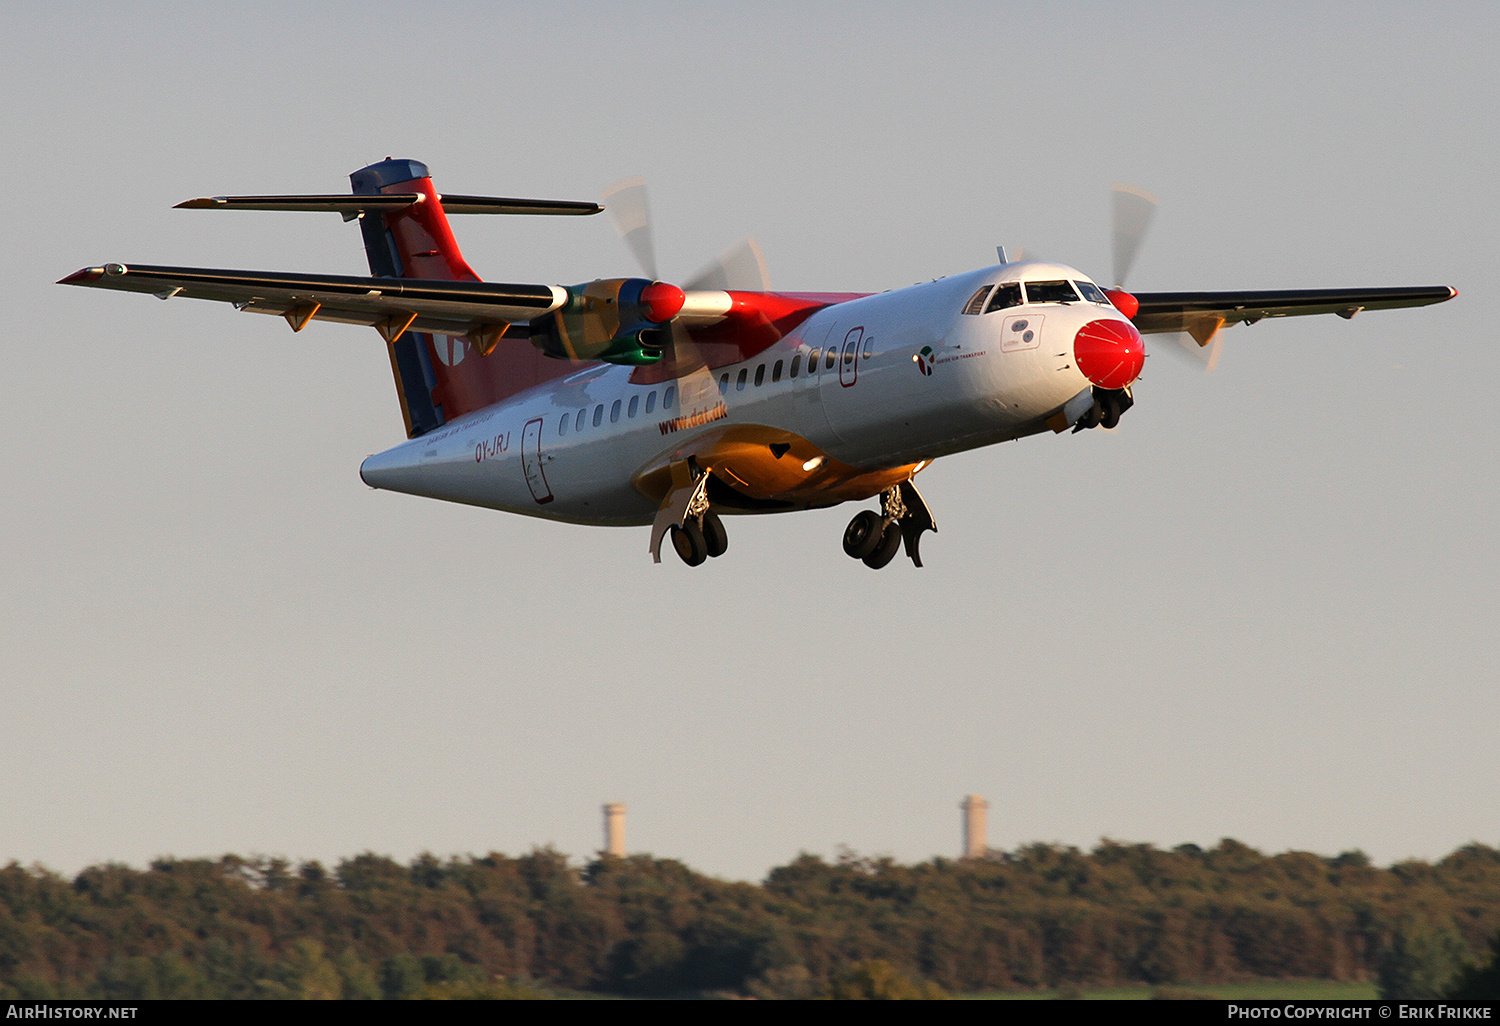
[600,176,771,412]
[1111,183,1221,372]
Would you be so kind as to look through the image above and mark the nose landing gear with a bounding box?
[842,479,936,570]
[1072,386,1134,432]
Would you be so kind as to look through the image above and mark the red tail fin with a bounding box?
[350,159,580,437]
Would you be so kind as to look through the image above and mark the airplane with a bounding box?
[59,158,1456,569]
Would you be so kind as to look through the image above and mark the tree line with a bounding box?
[1,839,1498,998]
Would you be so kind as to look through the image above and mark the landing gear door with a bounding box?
[838,326,863,387]
[521,417,553,505]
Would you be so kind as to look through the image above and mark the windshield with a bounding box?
[1075,281,1110,305]
[985,283,1023,313]
[1023,280,1080,304]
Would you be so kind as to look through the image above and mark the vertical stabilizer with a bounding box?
[351,159,455,437]
[350,158,581,438]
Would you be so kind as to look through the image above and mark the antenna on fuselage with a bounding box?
[996,246,1007,264]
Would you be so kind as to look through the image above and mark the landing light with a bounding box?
[802,456,823,472]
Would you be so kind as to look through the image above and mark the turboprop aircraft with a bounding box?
[60,159,1456,568]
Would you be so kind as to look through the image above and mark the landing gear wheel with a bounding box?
[1076,400,1103,431]
[701,511,728,558]
[1100,394,1122,430]
[843,510,885,559]
[862,522,903,570]
[670,521,708,566]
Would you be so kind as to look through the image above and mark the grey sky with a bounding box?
[2,0,1495,881]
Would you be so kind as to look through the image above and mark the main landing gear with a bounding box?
[1072,386,1134,432]
[651,458,730,567]
[668,508,727,567]
[842,479,937,570]
[650,461,936,570]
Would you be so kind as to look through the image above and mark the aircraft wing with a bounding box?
[1131,285,1456,343]
[57,263,563,342]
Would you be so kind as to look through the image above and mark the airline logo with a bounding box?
[913,346,936,376]
[434,335,469,366]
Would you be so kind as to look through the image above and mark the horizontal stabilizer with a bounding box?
[175,193,603,219]
[58,263,563,341]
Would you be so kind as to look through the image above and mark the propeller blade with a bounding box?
[684,238,771,292]
[1150,333,1223,373]
[1111,183,1158,287]
[601,176,659,280]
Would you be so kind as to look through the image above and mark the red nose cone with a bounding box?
[1074,318,1145,389]
[640,281,686,323]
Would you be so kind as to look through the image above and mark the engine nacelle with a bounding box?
[528,278,683,365]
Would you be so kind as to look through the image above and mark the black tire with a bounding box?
[1077,400,1102,430]
[670,521,708,566]
[843,510,885,559]
[701,511,728,558]
[1100,395,1121,430]
[863,521,903,569]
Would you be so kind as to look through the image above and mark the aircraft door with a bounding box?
[521,417,553,504]
[838,326,862,387]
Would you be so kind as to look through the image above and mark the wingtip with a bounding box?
[173,197,222,209]
[57,266,104,285]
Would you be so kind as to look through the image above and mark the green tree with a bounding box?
[825,960,946,1000]
[1377,921,1474,999]
[1446,932,1500,999]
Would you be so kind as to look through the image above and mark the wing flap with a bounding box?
[1132,285,1456,335]
[59,263,558,339]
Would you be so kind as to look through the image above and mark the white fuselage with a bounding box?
[359,262,1122,525]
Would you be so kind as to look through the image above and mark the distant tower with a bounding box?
[961,795,989,858]
[603,802,626,856]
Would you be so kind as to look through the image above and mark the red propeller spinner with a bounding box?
[640,281,686,322]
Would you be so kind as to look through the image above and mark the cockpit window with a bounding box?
[984,282,1023,313]
[1075,281,1110,305]
[1024,280,1080,304]
[962,285,992,315]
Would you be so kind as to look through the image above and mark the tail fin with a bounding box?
[351,159,470,437]
[350,159,590,438]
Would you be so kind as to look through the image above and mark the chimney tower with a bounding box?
[602,802,626,856]
[961,794,988,858]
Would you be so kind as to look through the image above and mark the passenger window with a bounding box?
[736,369,748,390]
[985,283,1023,313]
[718,373,729,395]
[842,347,854,366]
[963,285,993,315]
[825,349,836,370]
[862,339,873,359]
[807,348,820,370]
[610,400,622,423]
[664,385,676,409]
[559,414,568,437]
[645,390,656,414]
[628,394,639,418]
[790,354,802,378]
[772,359,783,382]
[1024,280,1080,304]
[575,408,586,432]
[593,404,604,428]
[754,365,766,387]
